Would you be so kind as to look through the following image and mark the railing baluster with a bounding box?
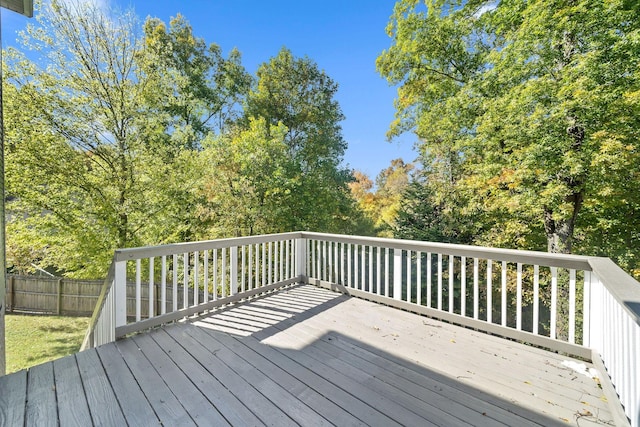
[222,247,227,298]
[161,255,167,315]
[384,247,389,297]
[149,257,155,319]
[339,242,345,285]
[193,251,199,307]
[569,269,576,343]
[268,242,273,284]
[516,263,522,331]
[377,247,382,295]
[248,245,252,291]
[533,264,539,334]
[213,248,218,301]
[427,252,432,308]
[473,258,479,319]
[183,253,189,309]
[311,240,316,279]
[416,251,422,305]
[448,255,454,313]
[437,253,443,311]
[241,246,246,293]
[136,259,141,322]
[622,312,630,414]
[551,266,558,339]
[172,254,178,310]
[460,256,466,316]
[370,245,375,294]
[487,260,492,324]
[333,241,338,284]
[354,244,359,289]
[256,243,260,288]
[407,250,412,303]
[361,244,366,291]
[348,243,352,288]
[203,250,209,304]
[501,261,507,327]
[287,239,292,279]
[262,243,266,287]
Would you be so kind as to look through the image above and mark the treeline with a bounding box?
[4,1,370,279]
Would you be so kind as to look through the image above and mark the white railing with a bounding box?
[82,231,639,426]
[82,232,305,349]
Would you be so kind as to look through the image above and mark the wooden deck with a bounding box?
[0,284,618,426]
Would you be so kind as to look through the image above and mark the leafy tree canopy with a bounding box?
[379,0,640,275]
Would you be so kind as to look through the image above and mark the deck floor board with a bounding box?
[75,349,127,426]
[95,343,160,427]
[0,368,26,427]
[1,284,619,426]
[163,326,299,427]
[53,355,93,427]
[24,362,56,427]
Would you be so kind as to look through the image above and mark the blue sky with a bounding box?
[1,0,418,178]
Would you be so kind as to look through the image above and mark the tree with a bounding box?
[349,159,414,236]
[243,47,356,232]
[378,0,640,271]
[4,1,242,277]
[138,14,251,148]
[197,118,297,237]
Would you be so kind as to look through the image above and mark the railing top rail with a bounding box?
[301,232,593,271]
[114,232,304,262]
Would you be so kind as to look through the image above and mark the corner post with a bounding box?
[114,260,127,327]
[296,238,307,284]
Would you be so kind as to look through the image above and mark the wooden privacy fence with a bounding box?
[5,275,194,317]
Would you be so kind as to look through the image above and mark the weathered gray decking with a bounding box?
[0,284,617,426]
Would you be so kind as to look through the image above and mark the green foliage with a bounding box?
[4,1,221,278]
[243,48,360,234]
[4,3,364,278]
[394,179,475,244]
[139,14,252,147]
[349,159,414,236]
[379,0,640,276]
[198,118,297,236]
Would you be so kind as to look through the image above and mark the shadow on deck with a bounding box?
[0,284,616,426]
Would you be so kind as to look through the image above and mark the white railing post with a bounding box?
[393,249,402,300]
[589,275,604,357]
[296,238,307,283]
[230,246,238,295]
[114,260,127,327]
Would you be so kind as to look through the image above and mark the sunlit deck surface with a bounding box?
[1,284,617,426]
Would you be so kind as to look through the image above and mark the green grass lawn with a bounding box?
[6,314,90,374]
